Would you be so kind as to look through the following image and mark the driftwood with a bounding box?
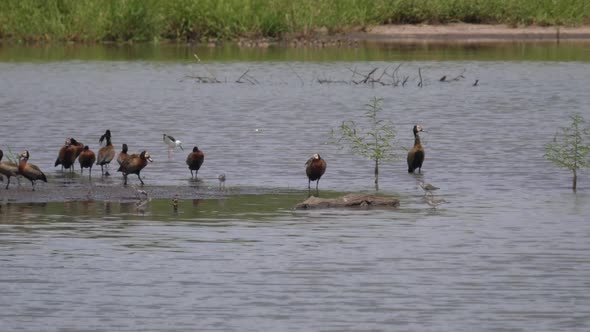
[295,193,400,210]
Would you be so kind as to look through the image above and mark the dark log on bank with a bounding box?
[295,194,400,210]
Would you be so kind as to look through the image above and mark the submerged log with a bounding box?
[295,194,400,210]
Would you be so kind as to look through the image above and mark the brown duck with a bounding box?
[18,150,47,191]
[0,149,19,189]
[116,143,129,166]
[407,125,425,173]
[117,150,153,185]
[96,129,115,176]
[54,138,77,172]
[305,153,327,192]
[186,146,205,179]
[78,146,96,178]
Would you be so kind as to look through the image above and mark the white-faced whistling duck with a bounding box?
[18,150,47,191]
[117,143,129,166]
[70,137,85,158]
[407,125,425,174]
[0,149,20,189]
[163,134,183,158]
[78,146,96,178]
[117,151,153,186]
[96,129,115,176]
[54,138,77,172]
[186,146,204,179]
[305,153,327,192]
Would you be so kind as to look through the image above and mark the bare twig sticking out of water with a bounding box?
[235,69,259,85]
[418,68,423,88]
[288,64,305,87]
[189,53,221,83]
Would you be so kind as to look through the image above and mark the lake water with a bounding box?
[1,41,590,331]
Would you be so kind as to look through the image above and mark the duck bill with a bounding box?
[147,156,153,162]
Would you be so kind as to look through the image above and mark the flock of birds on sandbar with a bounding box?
[0,125,446,209]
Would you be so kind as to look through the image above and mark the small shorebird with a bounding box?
[419,180,439,196]
[218,173,226,189]
[424,196,448,210]
[305,153,327,194]
[163,134,183,158]
[407,125,425,174]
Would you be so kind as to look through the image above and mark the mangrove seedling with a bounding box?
[544,113,590,192]
[330,97,399,191]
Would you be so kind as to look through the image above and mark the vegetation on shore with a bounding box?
[1,0,589,43]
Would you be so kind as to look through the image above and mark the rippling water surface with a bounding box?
[1,44,590,331]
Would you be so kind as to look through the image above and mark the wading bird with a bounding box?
[117,151,153,186]
[163,134,183,158]
[218,173,226,189]
[305,153,327,193]
[186,146,204,179]
[55,138,77,172]
[407,125,425,173]
[96,130,115,176]
[18,150,47,191]
[117,143,129,166]
[78,146,96,178]
[418,180,439,197]
[0,149,20,189]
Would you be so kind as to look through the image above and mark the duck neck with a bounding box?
[414,132,421,146]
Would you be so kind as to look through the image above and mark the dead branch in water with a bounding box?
[235,69,259,85]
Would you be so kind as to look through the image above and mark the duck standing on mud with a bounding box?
[18,150,47,191]
[305,153,327,193]
[0,149,20,189]
[117,151,153,186]
[96,129,115,176]
[55,138,77,172]
[186,146,204,179]
[117,143,129,166]
[78,146,96,178]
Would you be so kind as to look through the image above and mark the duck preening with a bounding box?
[69,138,85,158]
[117,150,153,186]
[18,150,47,191]
[78,146,96,178]
[0,149,19,189]
[163,134,183,158]
[407,125,425,173]
[305,153,327,192]
[96,129,115,176]
[54,138,77,172]
[186,146,204,179]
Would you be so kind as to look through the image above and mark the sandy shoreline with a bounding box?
[351,23,590,42]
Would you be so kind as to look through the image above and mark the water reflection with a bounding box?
[1,41,589,62]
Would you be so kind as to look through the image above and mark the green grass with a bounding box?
[1,0,588,42]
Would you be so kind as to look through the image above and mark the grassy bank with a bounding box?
[1,0,589,42]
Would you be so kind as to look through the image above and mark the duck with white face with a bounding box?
[407,124,425,174]
[117,150,153,186]
[18,150,47,191]
[305,153,327,193]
